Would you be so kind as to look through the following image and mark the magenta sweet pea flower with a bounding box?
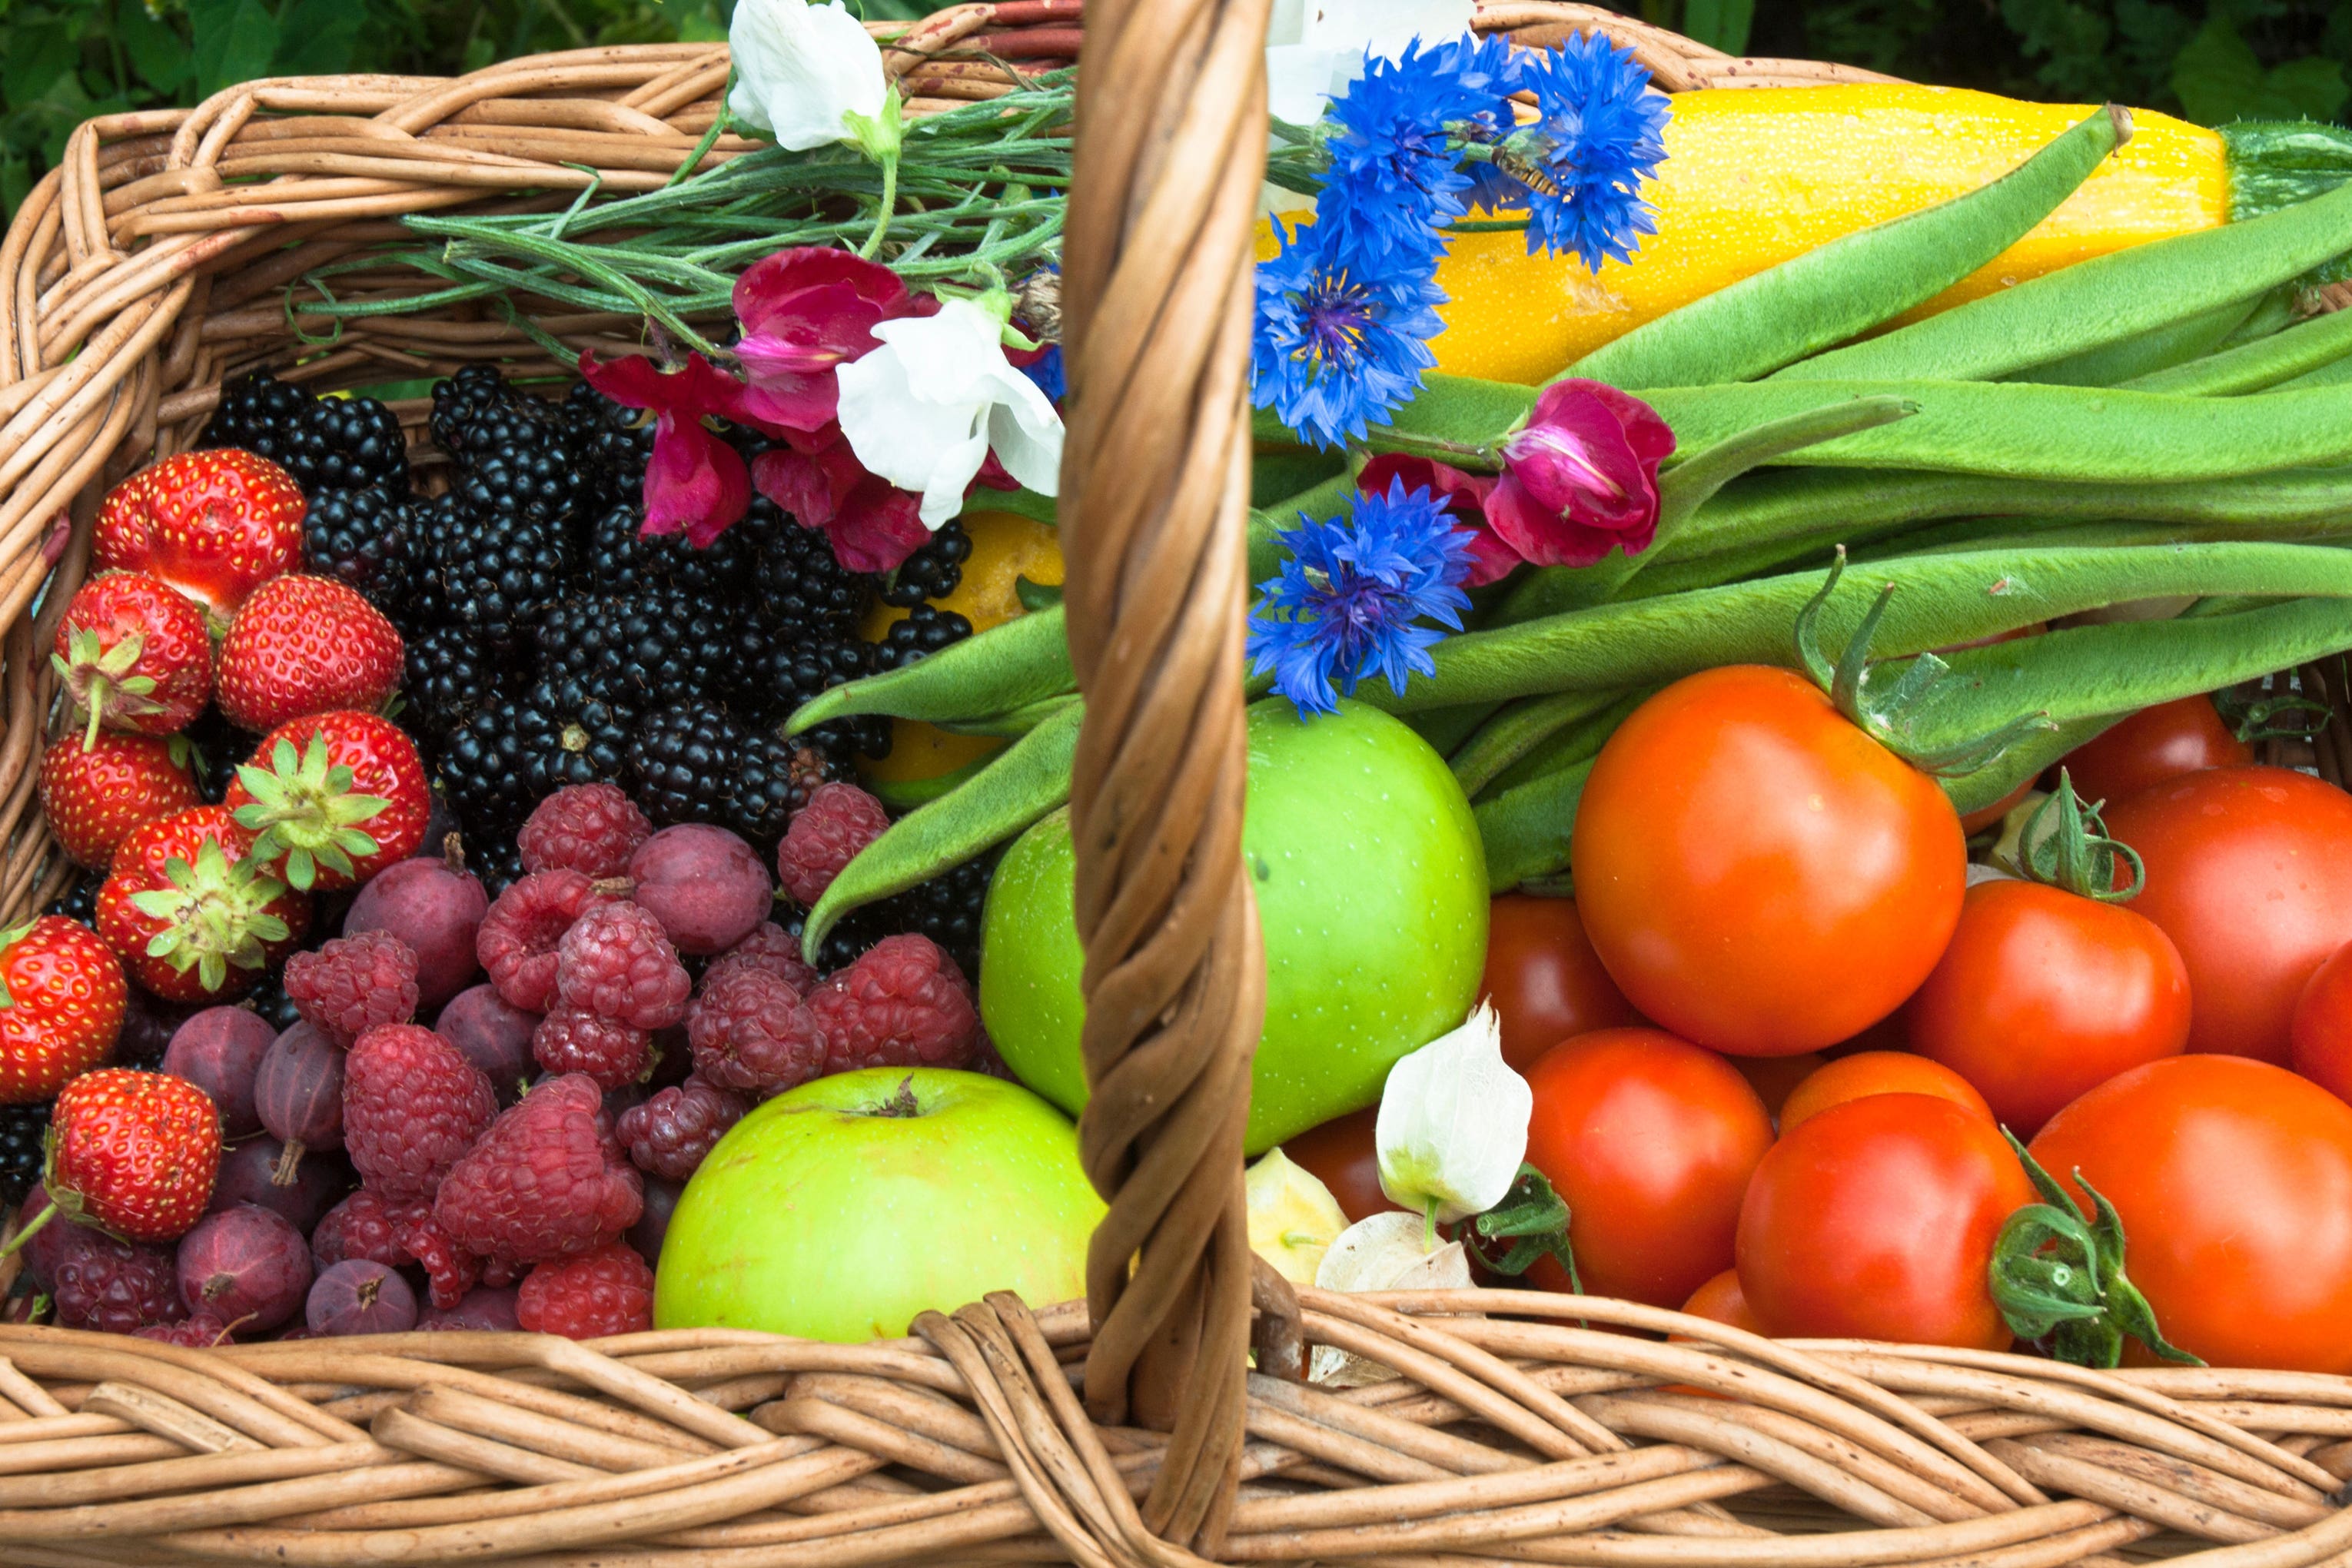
[1484,380,1674,569]
[730,247,923,434]
[750,430,929,574]
[577,350,752,547]
[1357,454,1518,586]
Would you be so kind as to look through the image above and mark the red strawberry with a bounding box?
[215,576,404,733]
[224,712,430,891]
[95,806,311,1004]
[94,451,305,623]
[38,733,203,869]
[48,572,213,749]
[41,1068,220,1241]
[0,918,126,1104]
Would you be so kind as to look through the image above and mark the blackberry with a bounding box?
[441,678,637,833]
[897,849,1000,978]
[583,501,765,600]
[430,364,522,458]
[243,973,304,1035]
[404,624,500,745]
[730,730,843,845]
[563,382,654,513]
[400,493,467,630]
[440,510,573,649]
[627,699,742,829]
[42,869,105,925]
[881,521,972,608]
[181,710,258,803]
[450,400,577,527]
[469,832,528,898]
[749,634,890,761]
[756,520,872,641]
[537,588,736,709]
[874,604,974,673]
[0,1101,48,1208]
[201,373,408,493]
[304,485,414,610]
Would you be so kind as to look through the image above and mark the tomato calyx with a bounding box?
[1462,1162,1581,1290]
[2015,771,2145,903]
[1795,550,2057,777]
[2213,683,2331,746]
[1988,1131,2200,1369]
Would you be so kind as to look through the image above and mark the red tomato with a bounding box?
[1777,1051,1993,1136]
[1572,666,1966,1057]
[2029,1056,2352,1373]
[1736,1094,2034,1350]
[1905,880,2190,1137]
[1281,1107,1398,1224]
[2060,696,2251,809]
[1521,1028,1774,1307]
[2102,767,2352,1063]
[1479,895,1639,1069]
[1679,1268,1767,1335]
[2291,940,2352,1105]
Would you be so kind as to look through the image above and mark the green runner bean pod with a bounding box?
[1565,107,2128,391]
[2123,301,2352,396]
[1773,172,2352,384]
[2005,292,2261,387]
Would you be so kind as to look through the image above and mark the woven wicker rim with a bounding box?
[0,6,2343,1564]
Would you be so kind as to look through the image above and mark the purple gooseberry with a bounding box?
[176,1204,313,1334]
[306,1259,417,1336]
[161,1008,276,1138]
[254,1022,344,1181]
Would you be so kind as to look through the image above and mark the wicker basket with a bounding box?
[0,5,2345,1564]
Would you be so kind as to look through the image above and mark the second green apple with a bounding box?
[982,699,1490,1153]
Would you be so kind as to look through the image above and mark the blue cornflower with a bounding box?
[1019,344,1065,400]
[1317,38,1505,264]
[1247,477,1477,719]
[1513,35,1670,270]
[1252,214,1444,449]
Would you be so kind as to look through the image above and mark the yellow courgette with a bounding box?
[1260,83,2352,385]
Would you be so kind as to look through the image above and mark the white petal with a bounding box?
[1246,1149,1351,1287]
[837,342,988,521]
[1375,1003,1530,1223]
[728,0,886,151]
[870,301,1006,395]
[985,380,1064,496]
[1265,42,1347,125]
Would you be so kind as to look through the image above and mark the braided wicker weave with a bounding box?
[0,5,2344,1564]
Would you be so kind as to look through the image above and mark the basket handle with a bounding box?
[1055,0,1273,1544]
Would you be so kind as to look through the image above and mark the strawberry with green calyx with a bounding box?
[94,806,311,1004]
[2,1069,219,1253]
[227,713,428,891]
[0,918,125,1104]
[38,732,204,869]
[1988,1130,2199,1370]
[94,450,305,623]
[49,572,213,749]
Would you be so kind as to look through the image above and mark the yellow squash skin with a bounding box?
[1257,85,2230,385]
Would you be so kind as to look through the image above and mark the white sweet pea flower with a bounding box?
[835,298,1064,529]
[1245,1148,1351,1286]
[1263,0,1477,125]
[1376,1002,1531,1227]
[730,0,892,154]
[1309,1211,1474,1384]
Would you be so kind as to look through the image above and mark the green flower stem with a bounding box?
[859,151,900,261]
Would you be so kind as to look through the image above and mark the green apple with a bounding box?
[982,698,1488,1154]
[653,1068,1105,1341]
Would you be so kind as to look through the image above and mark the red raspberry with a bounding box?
[51,1226,186,1334]
[810,935,979,1075]
[533,1010,653,1091]
[519,785,650,879]
[616,1078,749,1181]
[776,783,889,906]
[517,1242,653,1340]
[137,1314,233,1347]
[343,1025,499,1202]
[283,931,420,1047]
[398,1208,483,1311]
[311,1189,422,1271]
[433,1075,643,1266]
[686,964,825,1097]
[553,902,688,1030]
[477,871,611,1012]
[706,921,819,996]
